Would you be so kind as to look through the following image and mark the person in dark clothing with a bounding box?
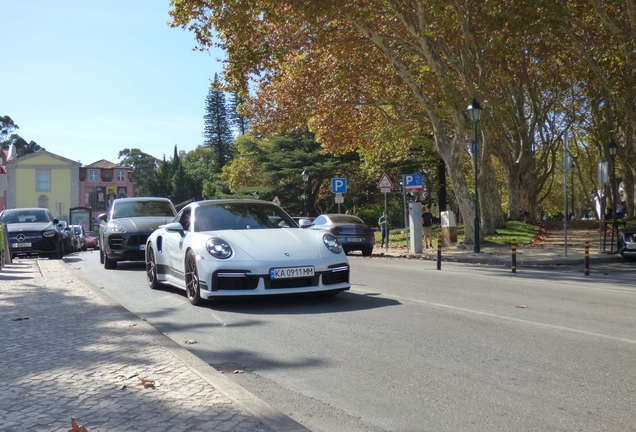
[378,211,390,248]
[422,205,433,249]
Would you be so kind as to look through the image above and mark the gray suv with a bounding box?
[99,197,177,269]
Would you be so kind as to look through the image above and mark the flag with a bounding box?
[6,144,16,161]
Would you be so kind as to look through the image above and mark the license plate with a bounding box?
[139,244,146,251]
[627,243,636,250]
[270,266,315,279]
[347,238,363,242]
[11,242,32,248]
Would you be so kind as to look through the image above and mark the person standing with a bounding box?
[378,211,390,248]
[422,204,433,249]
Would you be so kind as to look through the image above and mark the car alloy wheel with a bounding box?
[185,250,203,306]
[146,245,161,290]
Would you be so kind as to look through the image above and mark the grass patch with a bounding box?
[374,220,537,247]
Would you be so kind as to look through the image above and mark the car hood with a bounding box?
[6,222,56,232]
[218,228,327,260]
[113,217,175,232]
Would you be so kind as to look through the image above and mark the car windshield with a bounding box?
[194,202,297,231]
[86,231,97,237]
[113,201,176,218]
[0,209,50,224]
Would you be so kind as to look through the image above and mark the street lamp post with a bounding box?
[301,169,309,217]
[608,140,618,251]
[467,98,482,253]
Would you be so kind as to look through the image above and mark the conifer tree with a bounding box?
[229,91,249,135]
[203,74,233,174]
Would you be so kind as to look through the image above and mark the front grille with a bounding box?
[322,264,350,285]
[108,234,150,249]
[127,234,149,247]
[212,270,259,291]
[9,232,44,242]
[265,276,318,289]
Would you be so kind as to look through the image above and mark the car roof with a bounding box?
[2,207,50,213]
[112,197,173,203]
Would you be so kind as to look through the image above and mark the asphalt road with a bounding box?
[66,250,636,432]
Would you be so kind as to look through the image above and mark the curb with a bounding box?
[57,260,311,432]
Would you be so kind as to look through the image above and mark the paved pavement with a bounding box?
[0,258,309,432]
[0,223,628,432]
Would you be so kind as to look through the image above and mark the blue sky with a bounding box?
[1,1,225,166]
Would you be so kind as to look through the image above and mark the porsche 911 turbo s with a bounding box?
[145,199,350,305]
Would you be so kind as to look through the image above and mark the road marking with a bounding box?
[352,287,636,345]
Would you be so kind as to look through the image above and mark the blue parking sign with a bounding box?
[331,178,347,193]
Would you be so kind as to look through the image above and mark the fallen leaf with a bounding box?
[185,339,197,344]
[69,417,89,432]
[233,370,244,374]
[127,372,138,379]
[516,305,528,308]
[138,377,155,388]
[128,323,137,327]
[12,317,29,321]
[120,384,127,390]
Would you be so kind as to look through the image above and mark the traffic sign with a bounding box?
[403,174,423,192]
[335,193,344,203]
[377,173,393,189]
[272,196,281,206]
[332,178,347,193]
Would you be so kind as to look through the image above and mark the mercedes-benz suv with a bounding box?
[0,207,64,260]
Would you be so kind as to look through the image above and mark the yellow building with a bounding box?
[5,151,81,221]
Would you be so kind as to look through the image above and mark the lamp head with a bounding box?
[467,98,482,123]
[301,169,309,182]
[608,140,618,156]
[254,190,260,200]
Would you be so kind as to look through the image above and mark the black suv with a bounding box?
[0,208,64,260]
[99,197,177,269]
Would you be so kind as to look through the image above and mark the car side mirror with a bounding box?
[98,213,108,222]
[298,219,313,228]
[163,222,186,236]
[53,218,60,224]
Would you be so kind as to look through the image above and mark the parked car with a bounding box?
[618,226,636,260]
[57,221,76,254]
[0,207,64,260]
[85,231,99,250]
[145,199,350,305]
[99,197,178,269]
[71,225,86,251]
[307,214,375,256]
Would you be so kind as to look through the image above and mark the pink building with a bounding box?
[79,160,134,227]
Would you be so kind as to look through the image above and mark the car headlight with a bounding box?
[206,237,232,259]
[323,234,343,254]
[107,221,126,233]
[43,230,56,238]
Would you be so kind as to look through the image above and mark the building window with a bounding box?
[116,169,126,182]
[38,195,49,209]
[89,169,98,181]
[36,170,51,192]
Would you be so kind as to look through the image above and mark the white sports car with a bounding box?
[145,199,350,305]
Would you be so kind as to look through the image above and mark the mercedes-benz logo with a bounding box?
[285,252,290,257]
[16,234,26,242]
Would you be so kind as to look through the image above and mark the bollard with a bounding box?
[584,241,589,276]
[511,238,517,273]
[437,234,441,270]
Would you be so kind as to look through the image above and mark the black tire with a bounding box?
[361,247,373,257]
[53,242,64,260]
[104,253,117,270]
[185,250,204,306]
[146,245,162,290]
[99,248,104,264]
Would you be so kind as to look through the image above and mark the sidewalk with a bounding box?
[373,241,626,267]
[0,259,309,432]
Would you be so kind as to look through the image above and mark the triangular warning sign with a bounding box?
[377,173,393,189]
